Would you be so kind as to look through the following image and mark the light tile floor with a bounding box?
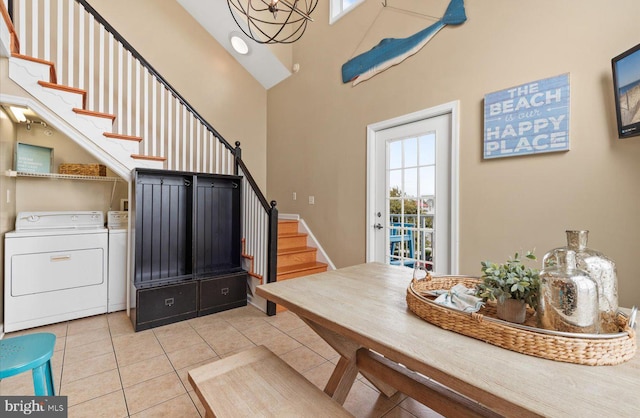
[1,306,443,417]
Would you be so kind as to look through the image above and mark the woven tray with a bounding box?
[406,275,637,366]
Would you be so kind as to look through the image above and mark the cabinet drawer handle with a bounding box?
[50,255,71,262]
[221,287,229,296]
[165,298,175,307]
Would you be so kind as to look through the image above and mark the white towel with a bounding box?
[431,284,485,313]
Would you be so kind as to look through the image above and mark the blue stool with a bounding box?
[0,333,56,395]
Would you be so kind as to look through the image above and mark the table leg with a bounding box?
[324,355,359,404]
[300,318,400,402]
[300,318,362,404]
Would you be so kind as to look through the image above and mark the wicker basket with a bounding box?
[406,275,637,366]
[59,163,106,176]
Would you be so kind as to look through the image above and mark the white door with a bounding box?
[366,102,459,274]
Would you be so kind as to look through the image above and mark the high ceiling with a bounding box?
[175,0,292,89]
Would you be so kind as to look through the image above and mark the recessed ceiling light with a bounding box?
[230,34,250,55]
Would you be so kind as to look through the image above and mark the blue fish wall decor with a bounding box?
[342,0,467,86]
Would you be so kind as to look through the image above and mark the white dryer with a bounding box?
[4,211,108,332]
[107,211,128,312]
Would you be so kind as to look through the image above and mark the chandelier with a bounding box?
[227,0,318,44]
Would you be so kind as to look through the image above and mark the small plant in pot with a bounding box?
[476,251,540,324]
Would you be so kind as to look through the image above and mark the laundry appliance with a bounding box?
[107,211,128,312]
[4,211,108,332]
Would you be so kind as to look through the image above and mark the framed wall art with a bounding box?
[483,73,570,159]
[14,142,53,173]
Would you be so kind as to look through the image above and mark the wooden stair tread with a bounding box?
[277,262,327,275]
[104,132,142,142]
[279,232,307,238]
[131,154,166,162]
[73,108,116,121]
[11,53,57,83]
[37,80,85,95]
[277,246,317,255]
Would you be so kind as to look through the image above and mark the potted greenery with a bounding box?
[475,251,540,323]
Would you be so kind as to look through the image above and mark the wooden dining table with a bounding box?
[256,262,640,418]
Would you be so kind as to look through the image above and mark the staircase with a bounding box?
[8,52,166,173]
[276,219,328,312]
[1,0,279,315]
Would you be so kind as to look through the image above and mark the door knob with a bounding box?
[374,223,383,230]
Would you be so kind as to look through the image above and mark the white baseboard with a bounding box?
[278,213,300,221]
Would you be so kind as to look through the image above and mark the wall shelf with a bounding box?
[5,170,123,182]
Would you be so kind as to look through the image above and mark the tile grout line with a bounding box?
[151,320,208,417]
[108,317,132,418]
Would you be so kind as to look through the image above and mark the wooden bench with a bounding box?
[188,345,353,418]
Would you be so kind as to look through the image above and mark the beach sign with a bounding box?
[483,73,570,159]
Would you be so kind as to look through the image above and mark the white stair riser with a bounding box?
[133,159,164,169]
[102,136,139,154]
[72,113,114,133]
[8,57,51,83]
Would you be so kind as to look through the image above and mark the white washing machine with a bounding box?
[4,211,108,332]
[107,211,128,312]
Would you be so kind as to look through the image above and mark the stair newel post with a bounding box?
[266,200,279,316]
[233,141,241,176]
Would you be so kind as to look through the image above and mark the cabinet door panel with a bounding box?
[134,172,193,285]
[195,176,241,275]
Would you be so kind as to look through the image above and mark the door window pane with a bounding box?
[389,140,402,170]
[403,168,417,198]
[419,134,435,165]
[389,170,402,194]
[404,137,417,167]
[419,166,435,197]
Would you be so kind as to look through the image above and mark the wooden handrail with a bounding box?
[1,0,19,53]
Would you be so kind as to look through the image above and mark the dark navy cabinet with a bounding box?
[130,168,246,331]
[199,272,248,316]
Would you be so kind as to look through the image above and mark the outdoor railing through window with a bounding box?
[389,214,434,269]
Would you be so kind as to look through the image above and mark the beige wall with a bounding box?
[267,0,640,307]
[13,124,128,213]
[88,0,268,190]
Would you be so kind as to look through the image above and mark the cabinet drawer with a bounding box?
[199,272,247,316]
[135,281,197,329]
